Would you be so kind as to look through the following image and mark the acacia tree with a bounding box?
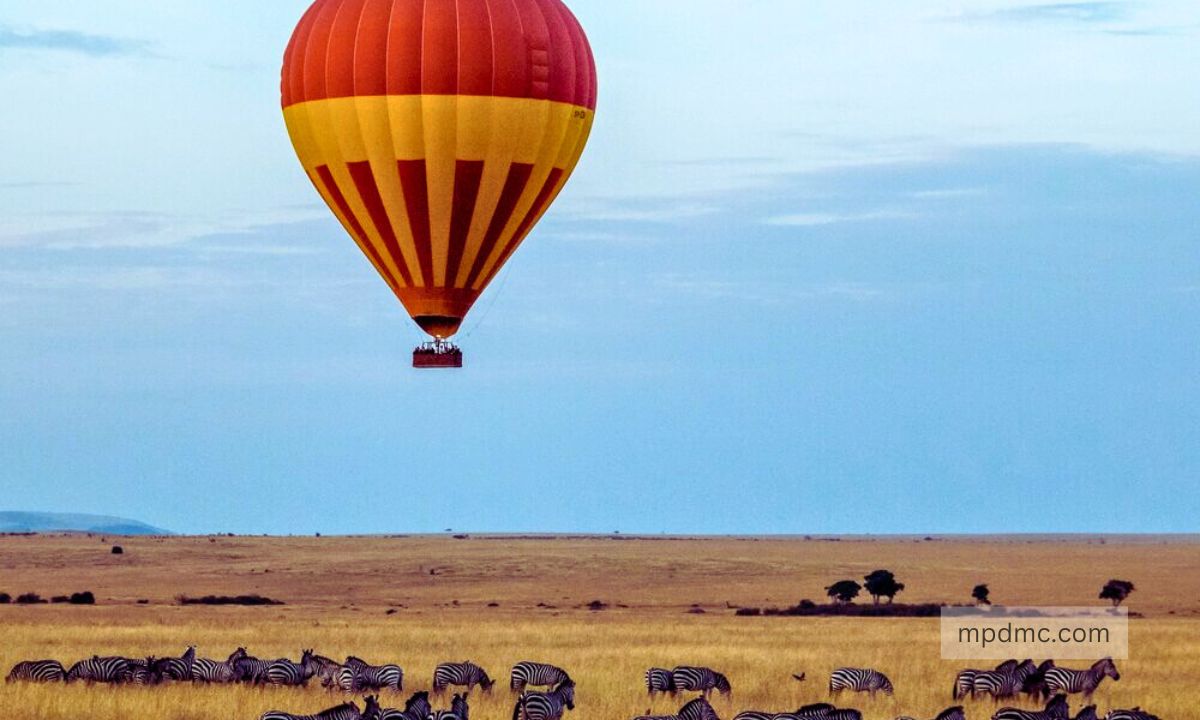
[1099,579,1135,607]
[972,584,991,606]
[863,569,905,604]
[825,580,862,605]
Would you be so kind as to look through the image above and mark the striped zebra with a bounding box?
[122,657,161,685]
[954,660,1018,699]
[829,668,893,697]
[671,666,731,698]
[342,656,403,691]
[646,668,676,697]
[1021,661,1057,702]
[896,707,966,720]
[430,693,470,720]
[1072,707,1098,720]
[631,697,721,720]
[266,650,318,686]
[1104,710,1160,720]
[151,645,196,682]
[512,679,576,720]
[379,691,432,720]
[259,701,363,720]
[991,694,1070,720]
[733,703,847,720]
[972,659,1037,700]
[65,656,132,684]
[433,661,495,694]
[6,660,66,683]
[235,653,283,684]
[193,647,247,683]
[511,661,571,693]
[1044,658,1119,700]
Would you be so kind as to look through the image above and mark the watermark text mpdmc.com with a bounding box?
[940,607,1128,660]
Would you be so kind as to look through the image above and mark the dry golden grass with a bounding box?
[0,534,1196,720]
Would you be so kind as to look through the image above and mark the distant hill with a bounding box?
[0,512,170,536]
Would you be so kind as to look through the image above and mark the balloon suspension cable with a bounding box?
[461,262,514,339]
[412,337,463,369]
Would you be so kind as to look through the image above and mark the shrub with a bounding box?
[15,593,46,604]
[735,607,762,616]
[51,595,70,604]
[111,546,124,555]
[176,594,284,606]
[0,593,10,604]
[69,591,96,605]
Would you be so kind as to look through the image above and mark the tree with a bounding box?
[1099,579,1135,607]
[863,569,905,604]
[972,584,991,606]
[825,580,862,605]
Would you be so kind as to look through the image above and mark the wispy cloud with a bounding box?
[951,2,1131,25]
[652,274,886,305]
[0,26,151,57]
[557,199,720,224]
[764,209,919,227]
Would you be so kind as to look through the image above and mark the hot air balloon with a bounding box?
[281,0,597,368]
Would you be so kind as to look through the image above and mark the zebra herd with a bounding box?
[5,653,1163,720]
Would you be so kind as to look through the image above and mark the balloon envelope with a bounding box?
[282,0,597,339]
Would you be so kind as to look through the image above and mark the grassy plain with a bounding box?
[0,534,1196,720]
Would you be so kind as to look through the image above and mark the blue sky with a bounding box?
[1,1,1197,535]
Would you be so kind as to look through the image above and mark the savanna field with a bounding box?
[1,534,1196,720]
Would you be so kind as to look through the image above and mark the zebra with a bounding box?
[430,693,470,720]
[266,650,318,686]
[732,704,845,720]
[122,657,161,685]
[829,668,893,697]
[1072,707,1098,720]
[234,652,283,684]
[646,668,676,697]
[511,661,571,693]
[151,645,196,682]
[65,656,133,684]
[972,659,1037,700]
[671,666,731,698]
[259,701,363,720]
[342,656,403,691]
[512,679,576,720]
[433,661,495,694]
[379,691,432,720]
[1044,658,1119,700]
[193,647,246,683]
[6,660,66,683]
[631,697,721,720]
[1021,661,1058,702]
[895,708,966,720]
[793,705,862,720]
[991,694,1070,720]
[1104,710,1160,720]
[955,659,1018,699]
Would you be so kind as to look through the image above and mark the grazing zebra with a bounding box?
[972,659,1037,700]
[513,679,576,720]
[955,660,1018,699]
[511,661,571,693]
[379,691,432,720]
[434,661,495,694]
[122,657,161,685]
[671,666,731,698]
[1104,710,1160,720]
[991,693,1070,720]
[895,708,965,720]
[259,701,363,720]
[193,647,246,683]
[646,668,676,697]
[631,697,721,720]
[829,668,894,697]
[65,656,133,684]
[1021,661,1057,702]
[266,650,318,686]
[1044,658,1119,699]
[430,693,470,720]
[6,660,66,683]
[235,652,283,684]
[342,656,403,691]
[151,645,196,682]
[733,704,846,720]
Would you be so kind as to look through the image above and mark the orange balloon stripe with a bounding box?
[484,168,566,289]
[313,164,408,291]
[463,164,534,290]
[346,161,417,287]
[447,160,486,290]
[396,160,435,289]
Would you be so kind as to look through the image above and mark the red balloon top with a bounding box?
[282,0,598,111]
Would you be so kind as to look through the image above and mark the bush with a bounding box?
[735,607,762,616]
[50,595,70,604]
[15,593,46,605]
[111,546,124,555]
[69,591,96,605]
[0,593,10,604]
[176,594,284,606]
